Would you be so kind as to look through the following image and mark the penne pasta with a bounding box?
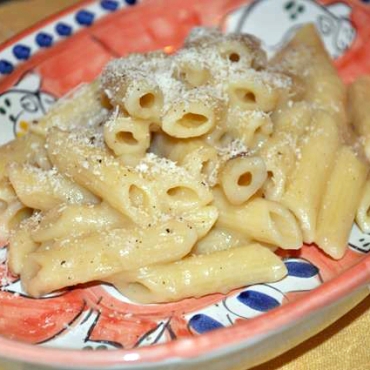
[8,217,40,275]
[316,146,368,259]
[192,227,250,255]
[31,202,132,242]
[0,133,50,181]
[356,179,370,233]
[107,244,287,303]
[47,128,158,226]
[220,156,267,205]
[348,75,370,160]
[213,187,302,249]
[162,89,221,138]
[104,114,151,158]
[0,180,32,245]
[271,24,348,138]
[21,219,197,297]
[8,163,99,211]
[31,80,108,137]
[281,110,340,243]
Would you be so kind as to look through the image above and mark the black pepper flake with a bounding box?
[166,228,171,233]
[231,151,249,160]
[89,136,96,144]
[60,260,66,266]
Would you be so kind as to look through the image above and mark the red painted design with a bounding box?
[0,289,87,343]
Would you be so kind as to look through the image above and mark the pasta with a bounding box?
[316,146,368,259]
[0,24,369,303]
[107,244,286,303]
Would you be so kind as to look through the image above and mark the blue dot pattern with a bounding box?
[0,60,14,74]
[101,0,119,11]
[13,44,31,60]
[76,10,95,26]
[189,314,224,334]
[285,261,319,278]
[0,1,141,77]
[36,32,53,47]
[56,23,73,37]
[237,290,280,312]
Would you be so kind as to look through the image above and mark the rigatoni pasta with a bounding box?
[1,24,369,303]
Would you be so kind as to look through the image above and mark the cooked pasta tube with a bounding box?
[316,146,368,259]
[184,27,267,70]
[203,124,233,147]
[348,75,370,135]
[271,24,347,137]
[260,102,313,201]
[149,135,219,185]
[228,76,280,112]
[217,39,260,67]
[31,202,132,242]
[153,135,209,163]
[47,129,158,225]
[7,163,99,211]
[192,227,250,255]
[181,145,219,182]
[181,205,218,239]
[272,101,313,136]
[102,52,167,122]
[348,75,370,160]
[8,218,39,275]
[281,110,340,243]
[220,156,267,205]
[21,220,197,297]
[173,57,210,87]
[0,133,50,180]
[213,188,302,249]
[162,89,220,138]
[259,135,296,202]
[31,80,108,137]
[225,108,273,149]
[124,80,163,121]
[356,179,370,233]
[107,244,287,303]
[0,180,32,244]
[135,154,213,214]
[104,114,151,157]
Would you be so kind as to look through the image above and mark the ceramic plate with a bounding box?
[0,0,370,369]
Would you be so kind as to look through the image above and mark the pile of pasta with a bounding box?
[1,24,370,303]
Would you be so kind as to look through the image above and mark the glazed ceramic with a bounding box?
[0,0,370,369]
